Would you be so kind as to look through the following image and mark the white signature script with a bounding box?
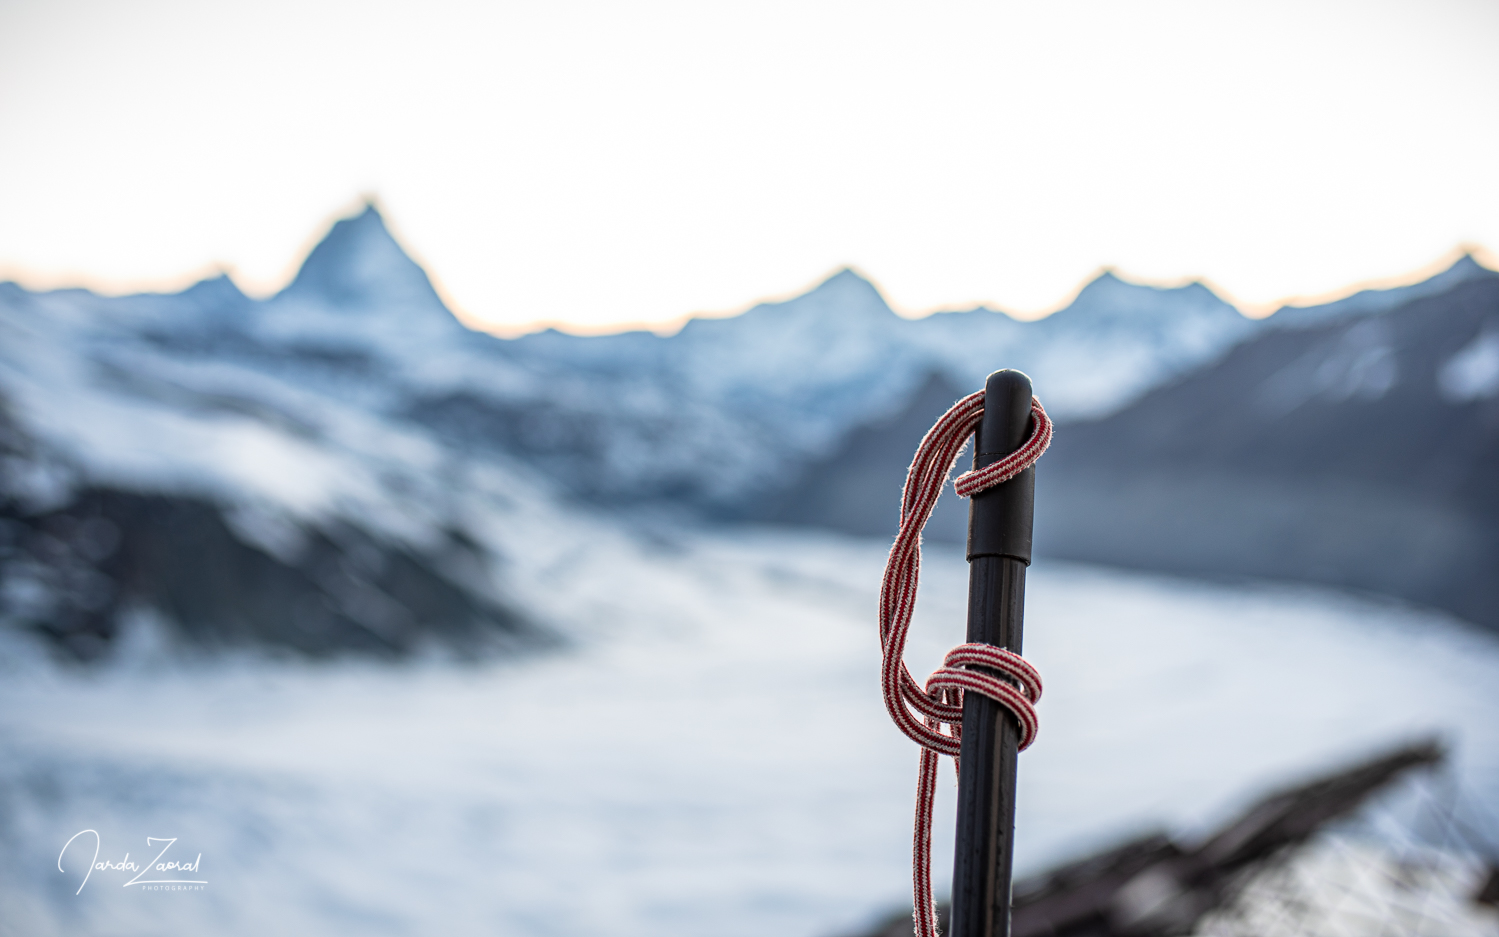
[58,830,206,895]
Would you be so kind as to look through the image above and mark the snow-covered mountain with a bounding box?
[1036,271,1499,631]
[2,203,1486,656]
[764,262,1499,632]
[0,210,639,658]
[1267,253,1495,327]
[498,264,1258,506]
[1,203,1262,508]
[0,271,571,658]
[6,204,1498,937]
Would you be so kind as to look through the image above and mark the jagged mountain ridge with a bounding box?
[1266,254,1495,326]
[45,204,1289,513]
[1033,272,1499,630]
[280,205,450,312]
[0,258,592,658]
[762,267,1499,630]
[504,264,1259,464]
[3,203,1490,655]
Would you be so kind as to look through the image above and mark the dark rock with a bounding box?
[845,741,1443,937]
[0,487,539,661]
[0,393,538,661]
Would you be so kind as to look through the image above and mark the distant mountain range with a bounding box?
[2,203,1494,657]
[1035,273,1499,630]
[774,264,1499,631]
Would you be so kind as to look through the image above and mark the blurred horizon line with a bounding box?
[1,198,1494,340]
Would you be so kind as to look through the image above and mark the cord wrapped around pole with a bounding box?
[879,370,1050,937]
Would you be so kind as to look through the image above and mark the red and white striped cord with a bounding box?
[879,391,1052,937]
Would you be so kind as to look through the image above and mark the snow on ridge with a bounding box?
[4,204,1495,659]
[4,204,1472,515]
[0,256,570,557]
[1269,253,1499,327]
[0,266,635,659]
[276,203,448,314]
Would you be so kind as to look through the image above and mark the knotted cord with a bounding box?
[879,391,1052,937]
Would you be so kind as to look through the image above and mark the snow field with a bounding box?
[1,530,1497,937]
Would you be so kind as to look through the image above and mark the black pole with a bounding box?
[950,369,1037,937]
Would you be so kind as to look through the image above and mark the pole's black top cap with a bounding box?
[967,369,1036,564]
[971,368,1031,455]
[977,369,1033,459]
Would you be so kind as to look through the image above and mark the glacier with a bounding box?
[2,534,1497,937]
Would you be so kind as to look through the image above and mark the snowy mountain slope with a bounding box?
[0,266,619,658]
[1268,253,1496,327]
[766,269,1499,631]
[2,203,1270,526]
[926,273,1259,417]
[731,267,1499,638]
[1035,272,1499,631]
[3,202,1488,655]
[432,238,1487,512]
[502,266,1257,486]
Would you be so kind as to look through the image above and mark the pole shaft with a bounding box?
[950,370,1036,937]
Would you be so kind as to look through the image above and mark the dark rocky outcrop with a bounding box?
[0,403,538,662]
[0,486,538,661]
[849,742,1446,937]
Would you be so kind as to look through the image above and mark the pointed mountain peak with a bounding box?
[179,272,248,302]
[815,266,874,289]
[769,266,895,320]
[1443,252,1495,280]
[803,267,890,307]
[278,203,448,312]
[675,267,896,341]
[1073,268,1205,301]
[1050,268,1243,328]
[1067,268,1229,311]
[169,273,253,318]
[1271,251,1499,325]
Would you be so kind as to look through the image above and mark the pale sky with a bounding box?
[1,0,1496,334]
